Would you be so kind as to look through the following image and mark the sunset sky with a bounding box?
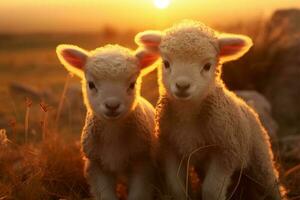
[0,0,299,33]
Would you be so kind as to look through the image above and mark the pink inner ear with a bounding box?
[138,33,161,48]
[138,52,159,69]
[220,40,246,56]
[219,43,245,57]
[61,49,87,69]
[220,44,244,56]
[140,37,161,47]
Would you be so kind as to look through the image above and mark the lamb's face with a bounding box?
[56,44,159,121]
[84,52,140,120]
[135,21,253,102]
[159,30,219,101]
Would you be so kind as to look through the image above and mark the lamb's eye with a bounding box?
[88,81,96,90]
[163,60,170,69]
[129,81,136,90]
[203,63,211,71]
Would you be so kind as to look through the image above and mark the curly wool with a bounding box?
[158,80,269,167]
[81,97,156,172]
[157,82,285,199]
[86,45,139,80]
[80,44,156,171]
[160,20,219,59]
[78,45,157,199]
[154,21,286,199]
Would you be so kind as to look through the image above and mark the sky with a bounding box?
[0,0,299,33]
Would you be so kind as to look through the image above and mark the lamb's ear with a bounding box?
[135,48,160,71]
[56,44,89,77]
[218,33,253,63]
[135,30,162,50]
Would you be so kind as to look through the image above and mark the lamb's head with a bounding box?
[56,44,158,120]
[135,21,253,102]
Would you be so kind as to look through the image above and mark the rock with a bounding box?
[264,9,300,54]
[57,83,86,130]
[275,134,300,198]
[141,70,159,106]
[279,135,300,161]
[9,82,55,103]
[262,9,300,135]
[235,90,278,140]
[64,84,85,111]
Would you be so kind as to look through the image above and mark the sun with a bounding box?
[154,0,171,9]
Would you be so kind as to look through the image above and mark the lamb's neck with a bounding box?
[163,83,225,117]
[201,82,226,107]
[170,99,202,113]
[88,109,136,128]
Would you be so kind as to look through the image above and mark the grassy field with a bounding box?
[0,19,299,199]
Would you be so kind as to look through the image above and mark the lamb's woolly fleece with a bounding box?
[82,96,156,200]
[80,45,157,169]
[160,21,219,59]
[64,44,158,199]
[158,80,271,169]
[85,45,139,80]
[157,82,286,199]
[81,97,156,172]
[152,21,285,199]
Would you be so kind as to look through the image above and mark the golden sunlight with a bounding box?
[154,0,171,9]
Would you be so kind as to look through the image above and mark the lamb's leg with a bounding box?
[85,159,118,200]
[164,151,188,200]
[247,150,285,200]
[202,157,234,200]
[128,160,154,200]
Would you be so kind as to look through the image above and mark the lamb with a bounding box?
[56,44,159,200]
[135,21,286,200]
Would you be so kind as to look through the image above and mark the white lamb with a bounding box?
[135,21,286,200]
[56,44,159,200]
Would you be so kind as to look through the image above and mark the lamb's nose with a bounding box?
[176,80,190,92]
[105,99,120,111]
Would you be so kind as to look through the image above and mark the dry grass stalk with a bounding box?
[24,97,32,143]
[55,73,73,131]
[176,154,188,198]
[175,144,219,199]
[185,144,218,199]
[285,164,300,178]
[289,195,300,200]
[8,118,17,141]
[40,102,50,141]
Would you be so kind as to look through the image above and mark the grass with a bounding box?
[1,97,295,200]
[0,89,89,199]
[0,135,89,200]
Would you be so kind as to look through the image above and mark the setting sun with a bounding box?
[154,0,171,9]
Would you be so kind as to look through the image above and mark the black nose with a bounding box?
[105,101,120,111]
[176,82,190,91]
